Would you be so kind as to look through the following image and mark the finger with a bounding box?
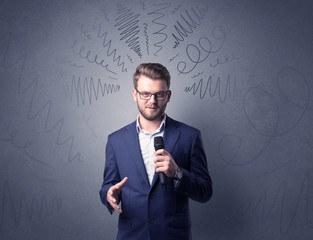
[110,200,122,213]
[154,149,165,156]
[115,177,128,188]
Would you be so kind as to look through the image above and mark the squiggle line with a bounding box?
[92,21,128,72]
[1,32,81,162]
[127,54,133,63]
[115,4,142,58]
[191,71,203,78]
[143,23,150,55]
[172,6,209,48]
[169,53,179,62]
[0,181,62,229]
[242,174,313,234]
[148,3,171,56]
[184,74,236,102]
[64,75,120,107]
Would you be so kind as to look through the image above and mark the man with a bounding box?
[99,63,212,240]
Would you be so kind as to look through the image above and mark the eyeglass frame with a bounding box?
[135,88,170,100]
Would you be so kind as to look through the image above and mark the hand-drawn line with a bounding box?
[140,1,146,10]
[171,2,183,15]
[172,6,209,48]
[68,60,84,69]
[210,51,240,67]
[246,67,310,138]
[191,71,203,78]
[169,53,179,62]
[114,3,142,58]
[92,20,128,72]
[0,131,54,169]
[0,181,62,229]
[75,23,92,39]
[277,66,311,111]
[143,23,150,55]
[100,7,110,22]
[64,75,120,107]
[82,114,98,138]
[148,3,171,56]
[70,40,117,75]
[127,54,133,63]
[1,32,81,163]
[177,27,226,74]
[219,66,310,168]
[108,75,118,80]
[184,74,236,102]
[241,174,313,234]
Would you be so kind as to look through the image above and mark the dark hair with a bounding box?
[133,63,171,89]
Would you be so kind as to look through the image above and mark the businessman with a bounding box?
[99,63,212,240]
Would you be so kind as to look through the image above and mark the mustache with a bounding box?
[146,103,158,108]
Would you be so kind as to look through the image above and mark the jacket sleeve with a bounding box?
[99,136,121,214]
[174,131,213,203]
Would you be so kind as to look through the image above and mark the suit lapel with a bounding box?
[151,116,182,189]
[123,122,150,187]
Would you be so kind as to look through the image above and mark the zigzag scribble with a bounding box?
[184,74,236,102]
[115,4,142,58]
[143,23,150,55]
[1,32,81,163]
[148,3,171,56]
[64,75,120,107]
[0,181,62,228]
[172,6,209,48]
[92,21,128,72]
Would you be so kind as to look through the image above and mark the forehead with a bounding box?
[137,75,168,91]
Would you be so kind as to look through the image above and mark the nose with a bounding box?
[148,94,157,104]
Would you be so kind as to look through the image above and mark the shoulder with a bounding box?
[108,121,136,139]
[166,116,201,134]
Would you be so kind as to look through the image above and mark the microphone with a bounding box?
[154,136,167,191]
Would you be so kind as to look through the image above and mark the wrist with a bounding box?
[173,167,183,180]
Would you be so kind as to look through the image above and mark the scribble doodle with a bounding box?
[115,4,142,58]
[171,3,183,15]
[209,51,240,67]
[70,39,117,75]
[140,1,146,10]
[92,20,128,72]
[64,75,120,107]
[82,114,98,138]
[0,130,54,169]
[169,53,179,62]
[0,181,62,228]
[191,71,203,78]
[127,54,133,63]
[184,74,236,102]
[1,32,81,163]
[68,60,84,69]
[148,3,171,56]
[143,23,150,55]
[177,27,226,74]
[172,6,209,48]
[242,174,313,234]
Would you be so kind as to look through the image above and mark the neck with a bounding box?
[138,115,164,134]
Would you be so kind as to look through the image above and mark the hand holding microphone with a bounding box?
[154,136,179,191]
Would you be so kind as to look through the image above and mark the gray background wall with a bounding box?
[1,0,313,239]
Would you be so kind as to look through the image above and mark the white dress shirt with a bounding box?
[136,115,166,185]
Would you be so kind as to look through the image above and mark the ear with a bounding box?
[132,89,137,102]
[167,90,172,102]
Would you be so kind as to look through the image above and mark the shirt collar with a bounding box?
[136,114,166,135]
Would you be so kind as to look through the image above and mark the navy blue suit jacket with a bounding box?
[99,116,212,240]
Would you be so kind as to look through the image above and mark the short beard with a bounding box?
[137,104,166,121]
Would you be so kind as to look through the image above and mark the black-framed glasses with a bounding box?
[135,88,169,100]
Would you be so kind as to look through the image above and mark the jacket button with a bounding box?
[149,194,154,199]
[149,218,154,223]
